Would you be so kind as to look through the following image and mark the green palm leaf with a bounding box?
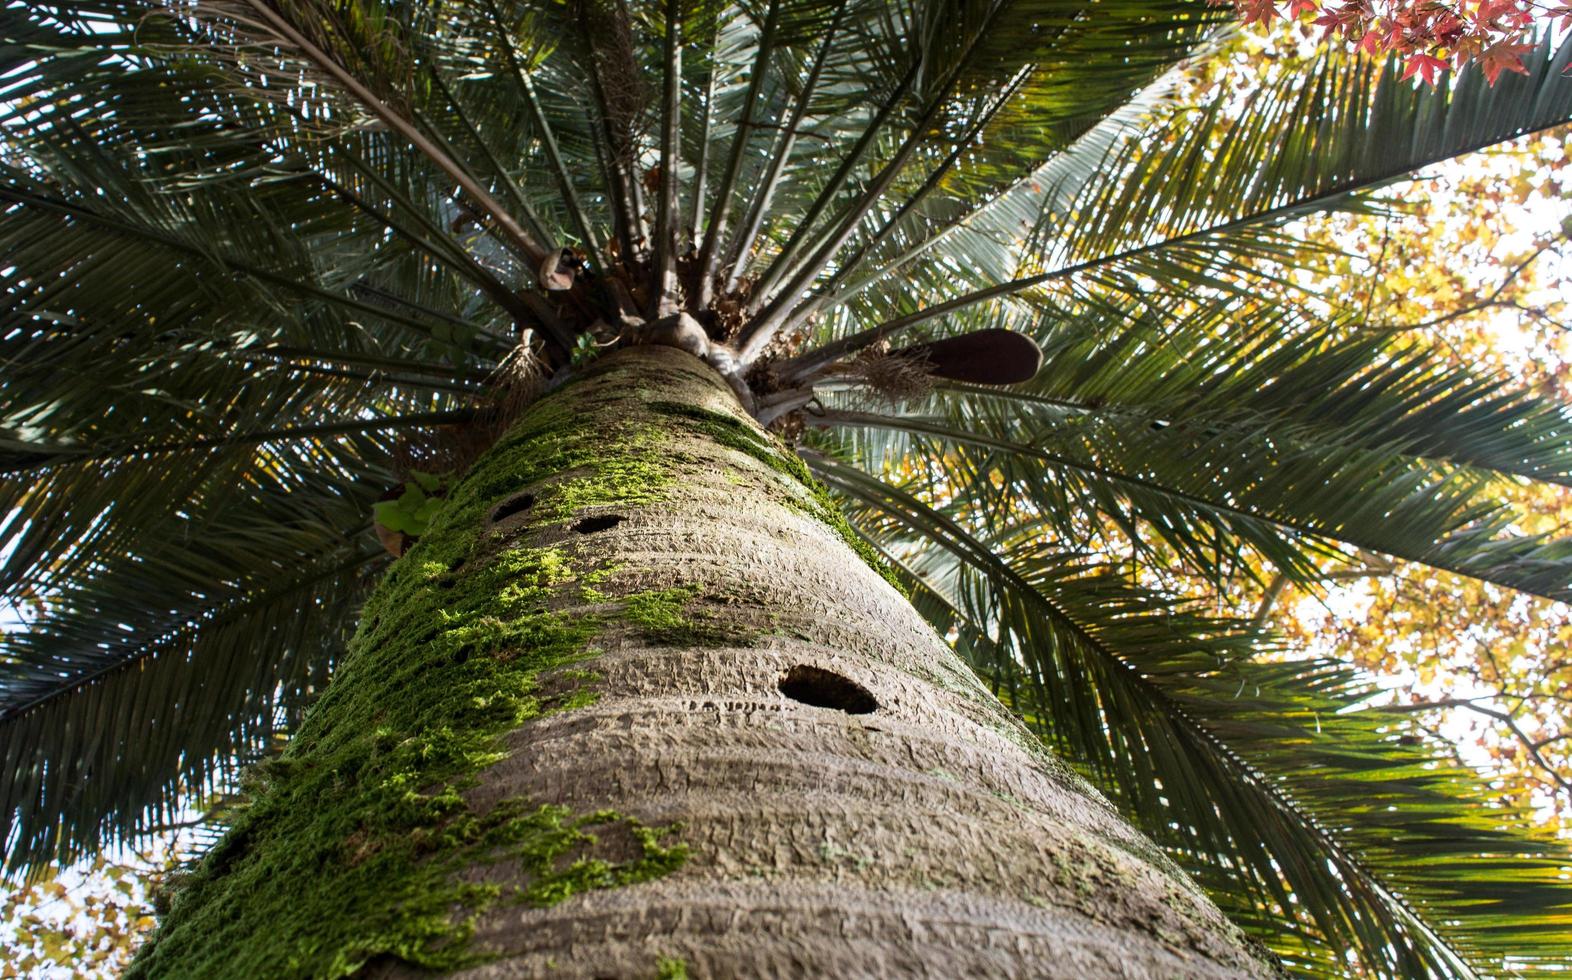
[780,29,1572,378]
[0,449,385,872]
[814,301,1572,600]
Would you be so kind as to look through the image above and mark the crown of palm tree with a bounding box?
[4,1,1572,975]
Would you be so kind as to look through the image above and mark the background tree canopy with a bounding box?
[2,1,1572,976]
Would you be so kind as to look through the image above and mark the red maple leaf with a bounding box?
[1477,41,1536,85]
[1233,0,1281,27]
[1314,3,1369,39]
[1476,0,1534,29]
[1401,51,1449,85]
[1228,0,1541,82]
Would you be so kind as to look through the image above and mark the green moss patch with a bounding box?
[131,374,693,979]
[129,527,684,978]
[621,585,763,647]
[453,407,672,526]
[657,956,691,979]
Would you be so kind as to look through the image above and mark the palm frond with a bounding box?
[739,0,1231,358]
[814,300,1572,600]
[178,0,555,269]
[0,450,385,874]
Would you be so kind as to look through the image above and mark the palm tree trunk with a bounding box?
[132,345,1275,979]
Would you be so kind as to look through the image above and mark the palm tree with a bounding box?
[4,0,1572,975]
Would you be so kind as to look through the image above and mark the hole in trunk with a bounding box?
[573,514,624,534]
[777,665,878,714]
[489,493,535,524]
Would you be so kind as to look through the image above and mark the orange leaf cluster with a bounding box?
[1221,0,1556,84]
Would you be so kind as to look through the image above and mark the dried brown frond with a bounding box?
[392,341,546,482]
[483,340,549,430]
[771,410,806,442]
[709,291,748,342]
[846,345,935,404]
[390,427,464,483]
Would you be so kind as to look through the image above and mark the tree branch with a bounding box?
[1381,697,1572,804]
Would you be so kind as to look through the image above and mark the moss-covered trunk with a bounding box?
[131,345,1274,978]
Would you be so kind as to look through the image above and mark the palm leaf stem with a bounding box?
[255,345,493,382]
[248,103,501,283]
[321,121,575,353]
[650,0,682,315]
[231,0,553,268]
[821,62,1190,312]
[692,0,781,308]
[342,283,504,335]
[247,357,482,394]
[61,117,508,338]
[0,547,380,725]
[1,411,474,475]
[316,165,484,277]
[740,53,922,319]
[773,67,1030,342]
[228,0,551,270]
[482,0,605,267]
[932,380,1572,488]
[0,184,501,354]
[809,453,1474,978]
[313,160,540,333]
[721,1,847,294]
[420,70,555,248]
[615,0,649,228]
[589,130,635,263]
[688,43,719,247]
[739,3,1026,360]
[816,409,1565,602]
[577,0,645,264]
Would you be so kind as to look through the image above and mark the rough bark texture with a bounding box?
[135,344,1275,979]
